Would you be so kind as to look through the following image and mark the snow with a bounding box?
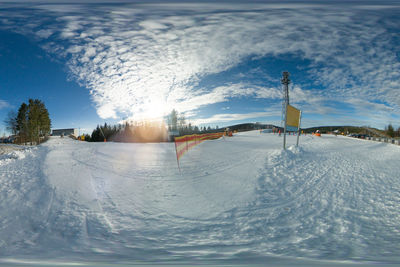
[0,132,400,266]
[0,145,30,166]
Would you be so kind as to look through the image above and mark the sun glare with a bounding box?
[141,99,169,120]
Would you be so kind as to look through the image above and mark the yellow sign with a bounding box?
[286,104,301,127]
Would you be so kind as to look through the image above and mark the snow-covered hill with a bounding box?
[0,132,399,266]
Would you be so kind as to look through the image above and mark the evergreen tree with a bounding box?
[84,134,91,142]
[387,124,394,137]
[168,109,178,132]
[27,99,51,144]
[178,113,186,134]
[90,125,103,142]
[16,102,28,143]
[13,99,51,144]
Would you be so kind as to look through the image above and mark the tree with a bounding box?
[84,134,91,142]
[178,113,186,134]
[16,103,29,144]
[168,109,178,132]
[387,124,394,138]
[90,125,104,142]
[13,99,51,144]
[4,110,17,135]
[27,99,51,144]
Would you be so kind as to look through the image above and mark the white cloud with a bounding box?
[173,83,280,114]
[36,29,53,38]
[191,110,281,126]
[0,100,10,110]
[1,2,399,126]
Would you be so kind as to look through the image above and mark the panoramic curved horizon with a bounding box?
[0,1,399,133]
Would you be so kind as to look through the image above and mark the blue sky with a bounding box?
[1,1,400,135]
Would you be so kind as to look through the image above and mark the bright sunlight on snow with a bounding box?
[1,132,400,266]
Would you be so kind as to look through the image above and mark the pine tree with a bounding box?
[16,103,28,144]
[84,134,91,142]
[27,99,51,144]
[13,99,50,144]
[387,124,394,137]
[168,109,178,132]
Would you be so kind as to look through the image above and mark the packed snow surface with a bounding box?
[1,131,400,265]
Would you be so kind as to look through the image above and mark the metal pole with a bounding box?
[296,111,302,147]
[281,72,290,150]
[174,137,181,173]
[283,104,288,149]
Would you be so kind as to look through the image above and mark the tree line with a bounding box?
[385,124,400,138]
[87,121,168,142]
[86,109,221,142]
[166,109,219,135]
[4,99,51,145]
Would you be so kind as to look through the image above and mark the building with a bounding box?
[52,128,78,137]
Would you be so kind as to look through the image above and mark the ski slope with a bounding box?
[0,131,400,266]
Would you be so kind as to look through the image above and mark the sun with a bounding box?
[141,99,168,120]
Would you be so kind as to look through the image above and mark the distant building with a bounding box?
[52,128,78,137]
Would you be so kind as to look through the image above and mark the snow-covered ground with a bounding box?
[0,131,400,266]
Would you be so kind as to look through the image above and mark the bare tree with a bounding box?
[4,110,17,135]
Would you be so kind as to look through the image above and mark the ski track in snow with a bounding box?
[0,132,400,264]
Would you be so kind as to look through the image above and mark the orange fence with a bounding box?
[174,132,225,162]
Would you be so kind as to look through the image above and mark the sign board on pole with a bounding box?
[286,104,301,128]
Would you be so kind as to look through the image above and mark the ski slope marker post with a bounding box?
[296,110,302,147]
[174,138,181,172]
[281,72,302,149]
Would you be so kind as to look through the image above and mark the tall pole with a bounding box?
[281,72,290,150]
[296,110,302,147]
[99,125,106,142]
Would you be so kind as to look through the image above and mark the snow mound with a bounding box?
[0,148,32,166]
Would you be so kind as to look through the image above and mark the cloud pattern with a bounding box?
[1,2,399,127]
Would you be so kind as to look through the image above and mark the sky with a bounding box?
[0,1,400,135]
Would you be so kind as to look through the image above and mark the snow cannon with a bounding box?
[313,130,321,137]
